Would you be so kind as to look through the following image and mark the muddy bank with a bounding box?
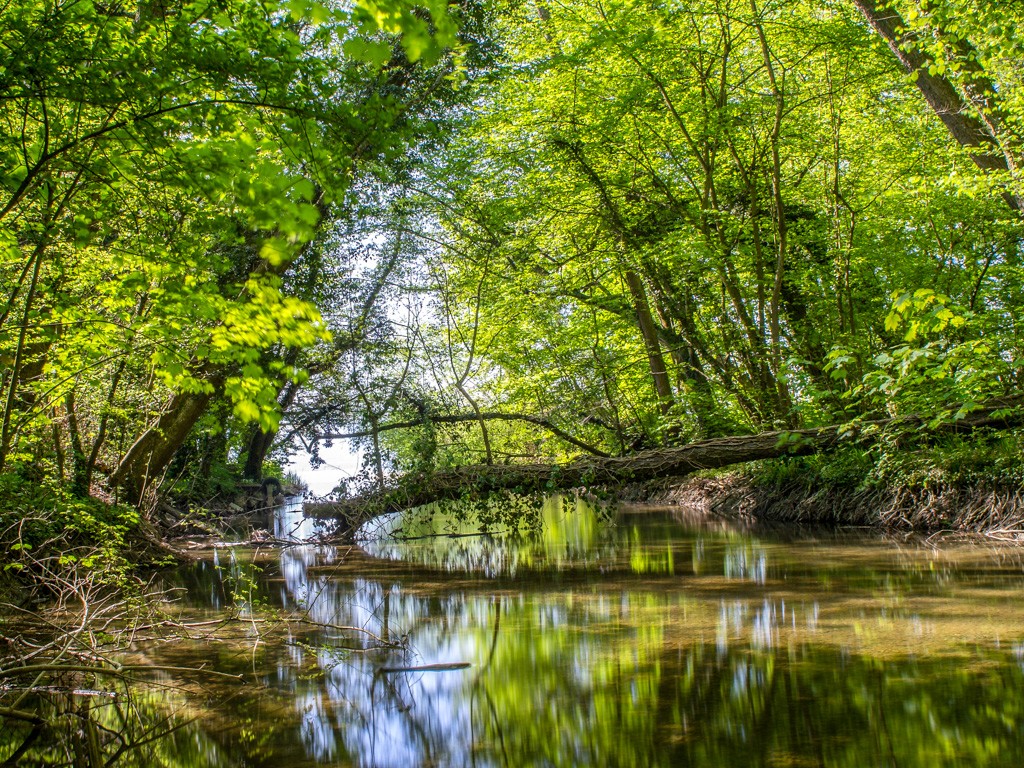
[625,473,1024,536]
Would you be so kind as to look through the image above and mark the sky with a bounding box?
[285,441,363,496]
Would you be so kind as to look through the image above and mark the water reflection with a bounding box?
[360,496,614,577]
[11,496,1024,767]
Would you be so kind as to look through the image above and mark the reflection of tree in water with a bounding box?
[266,542,1024,768]
[673,645,1024,767]
[268,537,483,766]
[34,500,1024,767]
[471,602,1024,768]
[0,680,236,766]
[9,580,1024,767]
[213,500,1024,767]
[361,496,620,577]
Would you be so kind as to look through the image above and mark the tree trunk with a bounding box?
[624,269,676,416]
[242,377,303,480]
[65,391,89,495]
[306,397,1024,521]
[851,0,1022,211]
[242,428,277,481]
[107,383,220,504]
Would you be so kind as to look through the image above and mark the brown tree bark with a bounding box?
[553,139,680,416]
[306,397,1024,521]
[624,270,676,415]
[107,382,221,504]
[851,0,1022,211]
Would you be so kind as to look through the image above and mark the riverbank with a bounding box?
[635,433,1024,536]
[303,411,1024,536]
[307,432,1024,538]
[307,471,1024,541]
[625,473,1024,537]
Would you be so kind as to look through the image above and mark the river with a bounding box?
[20,496,1024,766]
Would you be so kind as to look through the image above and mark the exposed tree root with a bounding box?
[648,474,1024,535]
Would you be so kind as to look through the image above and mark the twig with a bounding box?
[0,663,244,682]
[0,705,44,724]
[377,662,471,673]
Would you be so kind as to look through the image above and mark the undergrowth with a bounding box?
[0,463,148,604]
[743,429,1024,493]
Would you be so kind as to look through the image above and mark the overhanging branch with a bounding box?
[315,411,611,458]
[307,397,1024,522]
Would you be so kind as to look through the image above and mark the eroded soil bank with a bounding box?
[627,473,1024,537]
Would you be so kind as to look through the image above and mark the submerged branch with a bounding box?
[0,705,44,724]
[0,663,244,681]
[377,662,472,673]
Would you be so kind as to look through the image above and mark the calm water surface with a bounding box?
[134,498,1024,766]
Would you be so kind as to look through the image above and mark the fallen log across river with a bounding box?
[305,397,1024,524]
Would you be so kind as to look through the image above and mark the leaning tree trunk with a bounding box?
[624,269,676,417]
[107,383,220,505]
[307,397,1024,522]
[851,0,1023,213]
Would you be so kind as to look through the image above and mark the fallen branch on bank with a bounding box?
[305,397,1024,524]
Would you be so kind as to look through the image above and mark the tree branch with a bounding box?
[315,411,611,457]
[851,0,1022,212]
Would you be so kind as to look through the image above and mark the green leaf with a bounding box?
[260,238,293,267]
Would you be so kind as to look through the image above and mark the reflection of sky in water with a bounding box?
[156,498,1024,767]
[276,496,334,542]
[267,539,500,767]
[723,547,768,583]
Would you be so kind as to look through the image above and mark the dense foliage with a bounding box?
[0,0,458,502]
[1,0,1022,512]
[326,0,1024,477]
[6,2,1024,760]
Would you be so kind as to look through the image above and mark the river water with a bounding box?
[82,497,1024,765]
